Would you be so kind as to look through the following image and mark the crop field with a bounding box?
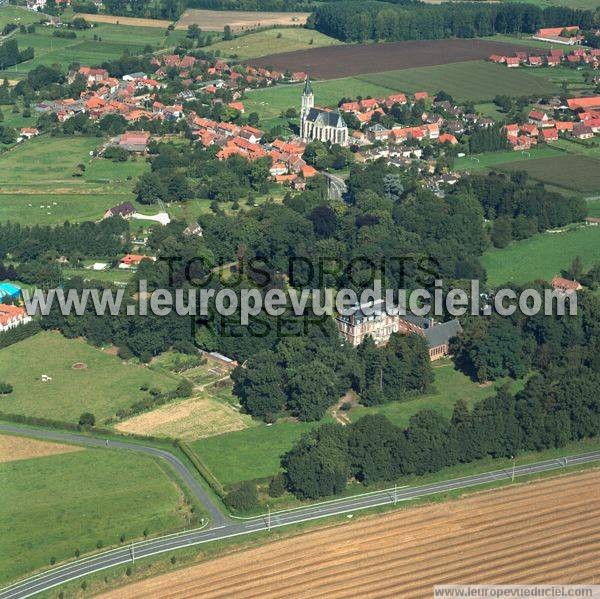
[247,39,547,80]
[244,62,559,120]
[176,9,309,32]
[0,433,83,464]
[0,21,186,77]
[482,226,600,286]
[72,13,172,28]
[494,155,600,194]
[209,28,341,60]
[100,469,600,599]
[0,332,178,423]
[0,135,149,224]
[0,444,190,584]
[114,394,255,440]
[358,61,559,102]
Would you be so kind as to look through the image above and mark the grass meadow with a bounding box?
[0,445,189,584]
[454,147,564,172]
[349,361,527,428]
[0,19,186,77]
[0,135,150,224]
[355,61,560,102]
[482,225,600,287]
[494,154,600,194]
[0,332,178,423]
[245,61,560,119]
[210,27,341,60]
[189,362,527,487]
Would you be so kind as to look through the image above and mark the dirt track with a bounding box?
[248,38,544,79]
[99,469,600,599]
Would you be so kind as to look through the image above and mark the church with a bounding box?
[300,77,349,146]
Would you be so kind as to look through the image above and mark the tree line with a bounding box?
[310,1,595,43]
[232,331,433,422]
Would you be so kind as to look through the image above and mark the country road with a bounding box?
[2,424,600,598]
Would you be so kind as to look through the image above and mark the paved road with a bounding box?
[324,172,347,201]
[0,424,228,527]
[2,424,600,598]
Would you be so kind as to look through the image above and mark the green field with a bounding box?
[494,154,600,194]
[191,420,324,486]
[245,78,397,120]
[0,6,42,28]
[0,444,189,583]
[0,20,186,77]
[588,199,600,218]
[191,362,529,487]
[482,225,600,286]
[356,61,560,103]
[349,361,526,428]
[210,27,341,59]
[0,332,178,423]
[454,147,563,172]
[0,135,150,224]
[245,61,560,119]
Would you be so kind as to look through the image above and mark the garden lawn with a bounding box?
[0,332,178,423]
[494,154,600,194]
[349,361,526,429]
[209,28,341,59]
[0,446,188,584]
[482,226,600,287]
[355,61,560,102]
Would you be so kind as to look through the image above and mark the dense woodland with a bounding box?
[311,2,596,42]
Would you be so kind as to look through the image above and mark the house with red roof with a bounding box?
[438,133,458,145]
[539,128,558,142]
[551,276,581,294]
[414,91,429,101]
[528,110,553,127]
[0,305,31,333]
[505,57,520,68]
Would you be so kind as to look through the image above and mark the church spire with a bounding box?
[303,75,313,96]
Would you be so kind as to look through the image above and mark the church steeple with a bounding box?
[301,75,314,116]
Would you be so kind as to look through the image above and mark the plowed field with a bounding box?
[100,469,600,598]
[247,38,545,79]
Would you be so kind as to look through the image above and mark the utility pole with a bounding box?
[511,456,516,482]
[130,542,135,565]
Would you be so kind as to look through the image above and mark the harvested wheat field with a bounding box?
[73,13,172,28]
[176,9,309,31]
[114,396,254,440]
[101,469,600,599]
[0,434,83,464]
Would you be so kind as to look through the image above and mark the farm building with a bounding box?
[103,202,135,220]
[118,131,151,153]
